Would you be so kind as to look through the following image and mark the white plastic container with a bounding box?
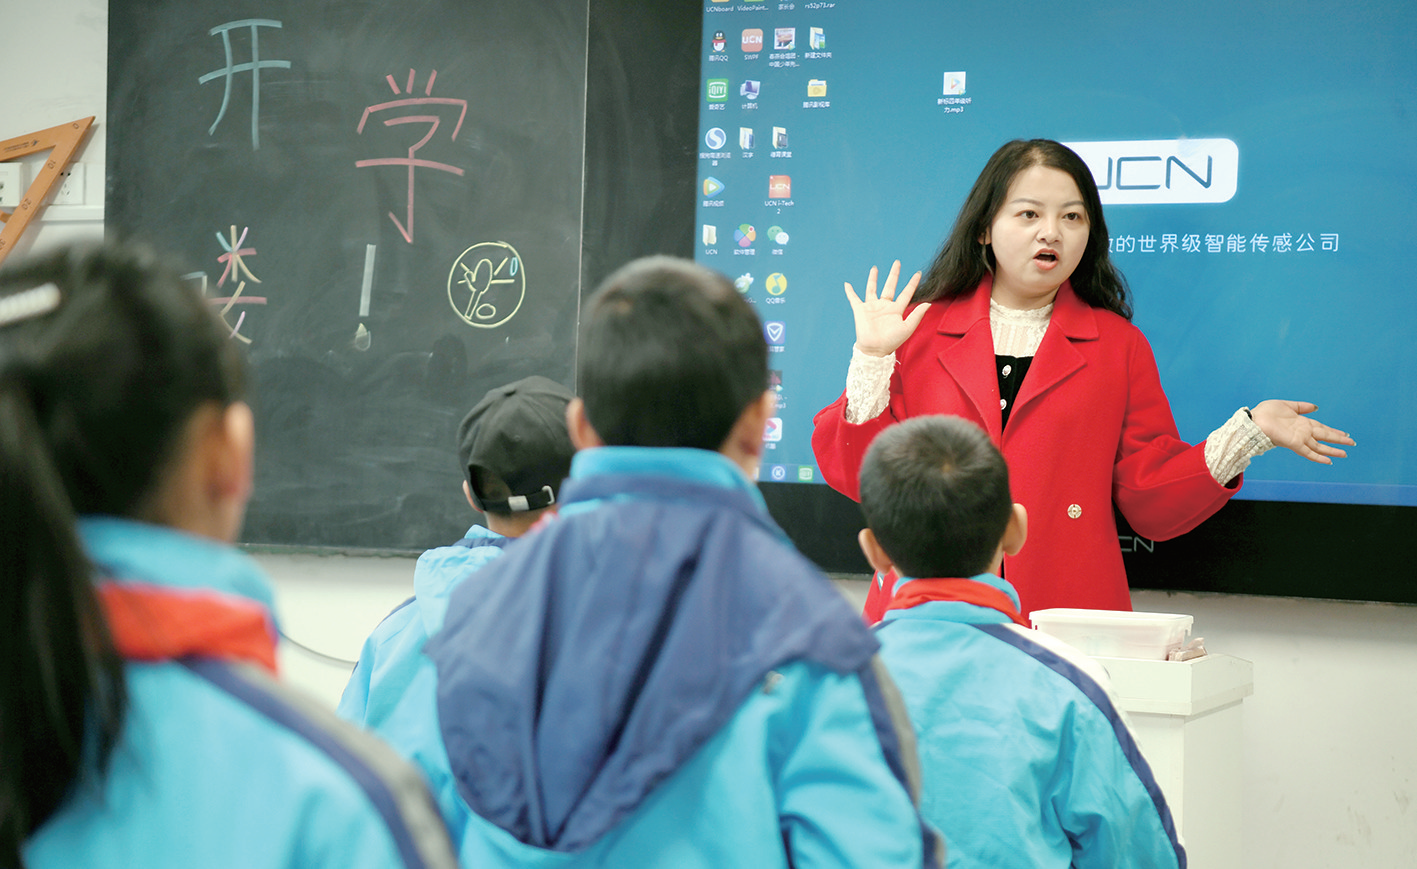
[1030,608,1194,660]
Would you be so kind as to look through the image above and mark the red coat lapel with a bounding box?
[1010,283,1096,426]
[936,276,1002,442]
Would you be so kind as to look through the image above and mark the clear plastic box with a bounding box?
[1030,608,1194,660]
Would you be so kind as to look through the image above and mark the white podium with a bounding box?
[1093,654,1254,869]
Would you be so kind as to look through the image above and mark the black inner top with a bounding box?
[996,354,1034,430]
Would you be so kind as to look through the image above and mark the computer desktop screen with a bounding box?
[693,0,1414,511]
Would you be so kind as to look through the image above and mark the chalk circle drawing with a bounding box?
[447,242,525,328]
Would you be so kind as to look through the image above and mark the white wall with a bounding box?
[9,1,1417,866]
[1130,589,1417,868]
[0,0,106,256]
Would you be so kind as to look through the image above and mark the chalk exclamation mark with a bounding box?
[354,243,376,350]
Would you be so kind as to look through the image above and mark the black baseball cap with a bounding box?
[456,375,576,513]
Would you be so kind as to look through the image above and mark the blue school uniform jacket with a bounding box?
[876,573,1186,869]
[380,447,942,867]
[338,524,509,727]
[22,518,456,869]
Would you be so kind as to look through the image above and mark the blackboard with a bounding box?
[107,0,626,550]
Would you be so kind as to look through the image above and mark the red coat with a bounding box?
[812,276,1239,620]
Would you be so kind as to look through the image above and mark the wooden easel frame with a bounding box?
[0,116,95,267]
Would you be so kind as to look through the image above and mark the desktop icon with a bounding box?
[741,79,761,100]
[943,71,967,95]
[702,224,717,246]
[810,27,825,50]
[735,224,757,248]
[734,273,754,293]
[807,79,827,97]
[764,321,786,345]
[766,273,787,296]
[739,127,755,150]
[775,28,796,50]
[769,175,791,198]
[764,417,783,442]
[703,176,724,197]
[707,79,729,101]
[705,127,727,150]
[742,28,763,52]
[769,464,788,481]
[772,126,788,149]
[797,466,814,482]
[712,31,726,52]
[766,225,788,245]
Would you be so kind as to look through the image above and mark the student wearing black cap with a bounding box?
[337,375,575,728]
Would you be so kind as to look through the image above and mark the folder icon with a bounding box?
[807,79,827,98]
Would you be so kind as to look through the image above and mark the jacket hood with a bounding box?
[425,472,878,853]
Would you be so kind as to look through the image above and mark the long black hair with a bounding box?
[0,242,245,864]
[917,139,1133,320]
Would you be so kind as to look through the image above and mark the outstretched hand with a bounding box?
[845,261,930,358]
[1251,400,1354,464]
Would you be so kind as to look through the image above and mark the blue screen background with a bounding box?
[696,0,1415,506]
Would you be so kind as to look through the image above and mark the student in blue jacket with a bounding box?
[857,414,1186,869]
[377,255,943,867]
[338,374,575,728]
[0,243,456,869]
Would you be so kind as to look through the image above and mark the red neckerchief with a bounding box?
[98,581,279,673]
[884,577,1029,627]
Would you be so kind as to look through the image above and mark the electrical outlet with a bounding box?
[0,163,22,208]
[53,165,85,205]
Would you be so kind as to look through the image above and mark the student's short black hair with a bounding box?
[577,256,767,450]
[859,416,1013,579]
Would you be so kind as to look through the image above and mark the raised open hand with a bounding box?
[844,261,931,358]
[1250,400,1354,464]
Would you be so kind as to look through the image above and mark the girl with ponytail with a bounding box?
[0,243,454,869]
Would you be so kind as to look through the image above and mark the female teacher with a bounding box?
[812,139,1353,621]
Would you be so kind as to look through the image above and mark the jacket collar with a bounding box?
[79,516,275,610]
[563,446,772,520]
[80,517,279,671]
[881,573,1027,627]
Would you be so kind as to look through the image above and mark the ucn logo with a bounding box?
[1062,138,1238,205]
